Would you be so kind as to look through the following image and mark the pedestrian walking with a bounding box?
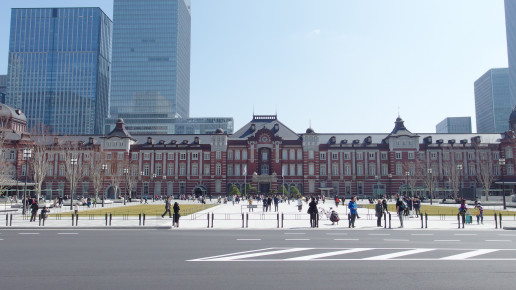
[335,196,340,207]
[382,198,388,213]
[173,202,180,227]
[459,199,467,226]
[474,202,483,224]
[30,201,39,222]
[308,198,318,228]
[413,198,421,217]
[296,198,303,212]
[162,198,172,218]
[348,196,357,228]
[248,197,254,212]
[262,198,267,212]
[375,199,384,227]
[395,194,405,228]
[74,203,79,215]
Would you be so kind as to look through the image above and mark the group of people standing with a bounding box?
[161,197,181,227]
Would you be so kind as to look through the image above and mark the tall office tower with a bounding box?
[506,0,516,105]
[474,68,512,133]
[0,75,6,103]
[110,0,191,134]
[6,8,112,135]
[436,117,472,133]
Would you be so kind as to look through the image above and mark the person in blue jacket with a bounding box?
[348,196,358,228]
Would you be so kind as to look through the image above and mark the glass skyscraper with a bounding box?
[506,0,516,106]
[110,0,191,134]
[6,8,112,135]
[474,68,512,133]
[435,117,472,133]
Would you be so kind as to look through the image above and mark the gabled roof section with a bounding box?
[230,115,300,140]
[102,119,136,141]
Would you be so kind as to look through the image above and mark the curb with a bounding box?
[0,226,172,230]
[503,227,516,230]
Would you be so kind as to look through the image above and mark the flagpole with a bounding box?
[244,165,247,199]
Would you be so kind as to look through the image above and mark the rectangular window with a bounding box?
[106,153,112,160]
[117,152,124,160]
[381,152,387,160]
[282,149,288,160]
[443,152,449,160]
[308,163,315,176]
[408,152,414,159]
[320,152,326,160]
[192,153,199,160]
[290,149,295,160]
[493,152,500,160]
[332,152,339,160]
[131,153,138,160]
[356,152,363,160]
[227,165,233,176]
[179,164,186,176]
[344,152,351,160]
[455,152,462,160]
[396,163,402,176]
[235,151,240,160]
[369,164,376,176]
[143,165,149,176]
[357,163,363,176]
[47,167,53,176]
[155,165,162,176]
[144,153,150,160]
[368,152,375,159]
[297,150,302,160]
[59,164,65,176]
[167,164,174,176]
[180,153,186,160]
[192,164,198,176]
[290,164,295,176]
[282,164,288,176]
[320,165,327,176]
[204,164,210,176]
[204,152,210,160]
[216,151,222,160]
[216,163,221,176]
[468,152,474,160]
[332,163,339,176]
[168,153,174,160]
[297,164,303,176]
[227,150,233,160]
[344,164,351,176]
[308,151,314,160]
[395,152,402,159]
[242,150,248,160]
[357,182,363,195]
[381,164,388,176]
[155,153,162,160]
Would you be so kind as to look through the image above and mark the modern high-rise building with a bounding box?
[505,0,516,105]
[110,0,191,134]
[6,8,112,135]
[0,75,6,103]
[474,68,513,133]
[436,117,472,133]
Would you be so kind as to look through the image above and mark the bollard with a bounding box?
[39,213,42,227]
[105,213,108,226]
[457,214,460,229]
[281,213,284,228]
[242,213,245,228]
[76,214,79,226]
[494,213,498,229]
[211,213,214,228]
[277,213,280,228]
[499,213,502,229]
[316,212,319,228]
[384,213,387,229]
[139,213,142,226]
[72,214,75,226]
[421,214,424,228]
[246,213,249,228]
[109,213,112,226]
[10,214,12,227]
[425,212,428,228]
[348,213,351,228]
[143,213,146,226]
[388,213,391,229]
[5,214,8,226]
[207,213,210,228]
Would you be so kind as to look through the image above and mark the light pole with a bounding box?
[101,164,107,207]
[374,175,379,199]
[405,171,410,197]
[123,168,129,205]
[427,168,433,205]
[22,148,32,215]
[388,173,392,199]
[499,158,506,210]
[140,171,144,199]
[162,175,167,198]
[152,173,157,199]
[69,158,78,210]
[456,164,463,200]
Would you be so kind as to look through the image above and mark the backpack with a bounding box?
[400,200,407,211]
[330,211,340,222]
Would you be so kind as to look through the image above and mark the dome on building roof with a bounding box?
[306,127,315,134]
[215,128,224,134]
[0,103,27,123]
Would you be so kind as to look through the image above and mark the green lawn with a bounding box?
[361,204,515,216]
[50,203,217,217]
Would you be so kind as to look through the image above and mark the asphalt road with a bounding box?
[1,229,515,290]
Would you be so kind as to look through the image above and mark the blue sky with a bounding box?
[0,0,509,134]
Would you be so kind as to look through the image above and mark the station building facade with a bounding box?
[2,105,516,200]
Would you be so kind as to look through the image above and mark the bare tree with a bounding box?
[88,152,105,201]
[0,130,14,199]
[475,148,495,201]
[63,141,86,205]
[107,158,122,199]
[121,158,138,200]
[28,124,52,201]
[417,160,438,204]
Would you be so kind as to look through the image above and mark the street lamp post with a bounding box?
[101,164,107,207]
[162,175,167,198]
[388,173,392,199]
[140,171,144,199]
[69,158,78,210]
[499,158,506,210]
[427,168,433,205]
[22,148,32,215]
[405,171,410,197]
[456,164,463,200]
[123,168,129,205]
[152,173,157,200]
[374,175,379,199]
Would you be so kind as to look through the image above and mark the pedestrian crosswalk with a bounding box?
[188,247,516,262]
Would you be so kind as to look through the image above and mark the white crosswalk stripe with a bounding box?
[189,248,516,262]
